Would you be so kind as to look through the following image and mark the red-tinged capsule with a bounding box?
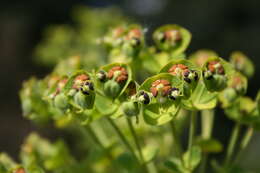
[107,66,128,83]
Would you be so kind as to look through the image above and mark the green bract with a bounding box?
[138,73,182,125]
[153,24,191,55]
[202,57,234,92]
[159,59,200,99]
[96,63,132,99]
[225,97,258,125]
[64,71,95,111]
[181,81,218,110]
[218,72,248,108]
[189,49,218,68]
[230,51,255,78]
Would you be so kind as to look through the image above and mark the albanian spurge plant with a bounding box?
[2,6,260,173]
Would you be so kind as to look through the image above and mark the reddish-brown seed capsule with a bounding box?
[164,29,181,41]
[126,28,142,40]
[73,74,90,89]
[207,61,224,74]
[168,64,188,76]
[107,66,128,83]
[113,27,125,38]
[14,168,26,173]
[150,79,172,97]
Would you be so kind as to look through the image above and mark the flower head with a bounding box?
[108,66,128,83]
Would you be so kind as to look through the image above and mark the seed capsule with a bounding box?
[150,79,172,97]
[14,168,26,173]
[121,101,139,117]
[107,66,128,83]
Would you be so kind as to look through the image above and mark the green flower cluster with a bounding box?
[4,6,260,173]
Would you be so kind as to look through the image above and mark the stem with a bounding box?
[188,111,197,169]
[85,125,117,171]
[201,109,215,139]
[234,127,254,164]
[224,123,241,166]
[106,117,138,160]
[199,109,215,173]
[126,117,149,173]
[85,125,105,149]
[199,154,208,173]
[169,120,183,158]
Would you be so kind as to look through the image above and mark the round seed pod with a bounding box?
[121,101,140,117]
[104,80,121,98]
[73,91,95,110]
[54,93,70,111]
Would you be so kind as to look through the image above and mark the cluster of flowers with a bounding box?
[5,14,260,173]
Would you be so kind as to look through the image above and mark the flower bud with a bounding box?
[96,70,107,82]
[104,80,121,98]
[102,26,125,48]
[137,91,152,105]
[168,87,180,100]
[203,59,227,92]
[121,101,140,117]
[80,81,94,95]
[54,93,69,111]
[164,62,199,98]
[73,91,95,109]
[189,49,218,68]
[153,24,191,54]
[230,51,254,78]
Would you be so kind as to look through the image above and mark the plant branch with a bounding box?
[224,123,241,167]
[126,117,149,173]
[188,110,197,169]
[234,127,254,164]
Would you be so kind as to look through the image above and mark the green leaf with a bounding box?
[142,146,159,163]
[183,146,201,170]
[195,138,223,153]
[165,157,185,173]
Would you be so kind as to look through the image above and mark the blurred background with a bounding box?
[0,0,260,170]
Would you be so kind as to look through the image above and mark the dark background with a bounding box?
[0,0,260,170]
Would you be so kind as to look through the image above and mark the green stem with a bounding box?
[188,111,197,169]
[199,109,215,173]
[224,123,241,166]
[126,117,149,173]
[106,117,138,160]
[84,125,117,171]
[234,127,254,164]
[169,120,183,159]
[201,109,215,139]
[199,154,208,173]
[85,125,105,149]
